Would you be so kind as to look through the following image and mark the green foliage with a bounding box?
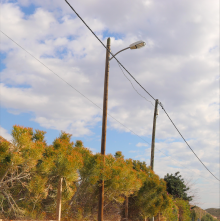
[75,140,83,148]
[190,209,197,221]
[205,208,220,218]
[38,132,83,219]
[0,127,84,219]
[105,156,142,196]
[68,150,144,220]
[164,171,192,201]
[51,131,83,181]
[114,151,124,158]
[132,160,149,173]
[128,160,170,220]
[0,138,12,177]
[162,196,179,221]
[175,198,191,221]
[0,125,47,219]
[162,197,192,221]
[0,126,198,221]
[202,213,217,221]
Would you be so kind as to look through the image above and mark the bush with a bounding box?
[201,213,217,221]
[175,198,191,221]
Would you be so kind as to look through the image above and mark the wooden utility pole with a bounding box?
[125,196,128,220]
[56,177,63,221]
[150,99,159,221]
[150,99,159,171]
[98,37,111,221]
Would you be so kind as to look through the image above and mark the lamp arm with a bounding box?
[109,47,130,61]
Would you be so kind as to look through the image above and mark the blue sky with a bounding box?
[0,0,219,209]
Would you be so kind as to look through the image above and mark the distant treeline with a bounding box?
[205,208,220,220]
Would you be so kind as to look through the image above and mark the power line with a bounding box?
[117,61,154,106]
[0,30,151,145]
[160,103,220,182]
[0,30,213,183]
[64,0,156,102]
[64,0,219,182]
[115,59,217,182]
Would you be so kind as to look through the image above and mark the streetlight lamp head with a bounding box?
[129,40,146,49]
[109,40,146,61]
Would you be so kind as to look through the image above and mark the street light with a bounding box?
[98,38,146,221]
[109,39,157,221]
[109,40,146,60]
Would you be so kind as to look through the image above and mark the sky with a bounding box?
[0,0,219,210]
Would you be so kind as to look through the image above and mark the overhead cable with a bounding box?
[160,103,220,182]
[0,30,213,182]
[64,0,220,182]
[117,61,154,107]
[64,0,156,102]
[0,30,151,147]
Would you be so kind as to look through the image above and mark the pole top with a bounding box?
[107,37,111,44]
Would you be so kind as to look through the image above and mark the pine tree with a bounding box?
[164,171,193,201]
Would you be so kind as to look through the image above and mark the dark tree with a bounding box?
[114,151,124,158]
[164,171,193,201]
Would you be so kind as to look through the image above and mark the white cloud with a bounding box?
[0,126,13,142]
[129,150,138,153]
[136,142,149,147]
[0,0,219,208]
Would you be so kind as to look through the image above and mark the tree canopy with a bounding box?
[0,125,195,220]
[164,171,193,201]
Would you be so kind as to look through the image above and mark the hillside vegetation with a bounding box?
[190,206,219,221]
[206,208,220,220]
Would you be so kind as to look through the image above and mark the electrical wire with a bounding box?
[0,30,151,146]
[115,58,213,182]
[64,0,220,182]
[160,103,220,182]
[64,0,156,102]
[117,61,154,107]
[2,5,218,182]
[0,30,214,183]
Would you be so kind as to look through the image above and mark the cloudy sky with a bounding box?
[0,0,219,209]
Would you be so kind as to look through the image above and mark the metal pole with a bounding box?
[150,99,159,221]
[56,177,63,221]
[98,37,111,221]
